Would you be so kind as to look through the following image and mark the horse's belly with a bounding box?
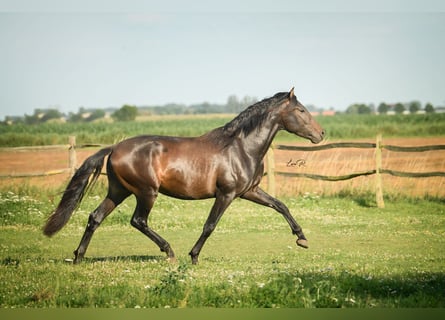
[159,169,217,200]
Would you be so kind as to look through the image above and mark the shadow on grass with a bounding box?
[242,271,445,307]
[331,191,445,208]
[334,190,376,208]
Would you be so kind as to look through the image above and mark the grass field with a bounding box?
[1,185,444,308]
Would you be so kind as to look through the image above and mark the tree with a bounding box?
[240,96,258,110]
[24,114,39,124]
[112,105,138,121]
[394,103,405,114]
[408,101,421,114]
[346,103,372,114]
[226,95,240,113]
[68,111,82,122]
[425,103,435,113]
[377,102,390,114]
[87,109,106,122]
[41,109,63,122]
[24,108,62,124]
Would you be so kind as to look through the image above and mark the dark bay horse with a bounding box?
[43,88,325,264]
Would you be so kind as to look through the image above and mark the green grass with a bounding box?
[0,186,444,308]
[1,113,445,147]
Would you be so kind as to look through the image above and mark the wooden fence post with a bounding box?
[375,134,385,208]
[266,147,276,197]
[69,136,77,177]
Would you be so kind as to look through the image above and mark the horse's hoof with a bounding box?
[191,256,199,265]
[167,256,177,264]
[296,238,309,249]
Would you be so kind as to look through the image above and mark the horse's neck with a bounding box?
[239,121,280,159]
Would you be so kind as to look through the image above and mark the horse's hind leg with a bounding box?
[130,192,176,262]
[73,197,117,264]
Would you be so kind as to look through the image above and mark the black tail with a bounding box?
[43,147,113,237]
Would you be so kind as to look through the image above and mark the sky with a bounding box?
[1,1,445,120]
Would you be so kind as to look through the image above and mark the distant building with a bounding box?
[310,109,336,116]
[322,110,336,116]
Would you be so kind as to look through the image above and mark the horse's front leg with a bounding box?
[241,187,308,248]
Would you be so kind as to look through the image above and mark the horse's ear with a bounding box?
[288,87,295,99]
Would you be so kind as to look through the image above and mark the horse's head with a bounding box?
[279,88,325,144]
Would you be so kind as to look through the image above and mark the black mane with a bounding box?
[222,91,288,138]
